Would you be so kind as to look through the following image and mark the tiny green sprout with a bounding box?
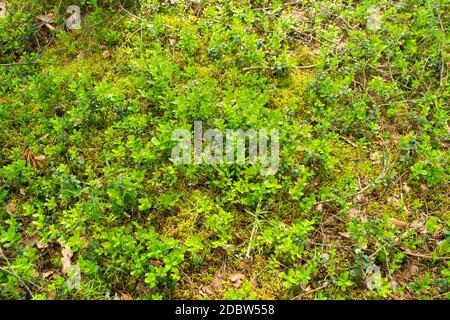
[337,272,354,292]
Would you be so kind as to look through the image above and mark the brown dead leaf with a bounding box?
[387,196,400,207]
[6,199,16,213]
[209,269,224,292]
[199,286,214,296]
[355,193,368,204]
[76,51,85,60]
[34,155,46,161]
[410,221,427,234]
[390,218,407,229]
[19,189,26,196]
[230,272,245,283]
[338,232,351,239]
[365,265,381,291]
[22,147,34,164]
[32,155,46,169]
[102,50,111,60]
[292,8,308,22]
[0,2,6,19]
[36,13,56,31]
[230,272,246,287]
[211,277,223,290]
[113,292,133,300]
[432,229,444,239]
[22,147,46,169]
[42,270,55,279]
[60,243,74,274]
[121,293,133,300]
[402,183,411,193]
[370,151,381,163]
[36,241,48,249]
[407,265,419,277]
[37,13,55,23]
[348,208,359,218]
[199,268,225,296]
[150,260,163,266]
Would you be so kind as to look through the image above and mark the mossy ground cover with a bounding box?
[0,0,449,300]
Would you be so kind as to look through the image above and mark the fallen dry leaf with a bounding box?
[407,265,420,277]
[34,155,46,161]
[390,218,407,229]
[6,199,16,213]
[76,51,85,60]
[338,232,351,239]
[402,183,411,193]
[33,158,46,169]
[387,196,400,207]
[200,286,214,296]
[60,243,74,274]
[22,147,46,169]
[150,260,163,266]
[37,13,55,23]
[113,292,133,300]
[230,272,246,283]
[36,13,56,32]
[432,229,444,239]
[42,270,55,279]
[121,293,133,300]
[321,253,330,262]
[348,208,359,218]
[102,50,111,60]
[36,241,48,249]
[59,243,81,290]
[410,220,427,234]
[66,265,81,290]
[211,276,223,290]
[367,5,381,32]
[22,147,34,164]
[230,272,246,287]
[365,265,381,291]
[370,151,381,163]
[0,1,6,19]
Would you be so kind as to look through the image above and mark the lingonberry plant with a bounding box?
[0,0,448,300]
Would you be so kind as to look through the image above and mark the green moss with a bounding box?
[0,0,448,301]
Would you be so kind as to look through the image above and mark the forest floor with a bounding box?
[0,0,449,300]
